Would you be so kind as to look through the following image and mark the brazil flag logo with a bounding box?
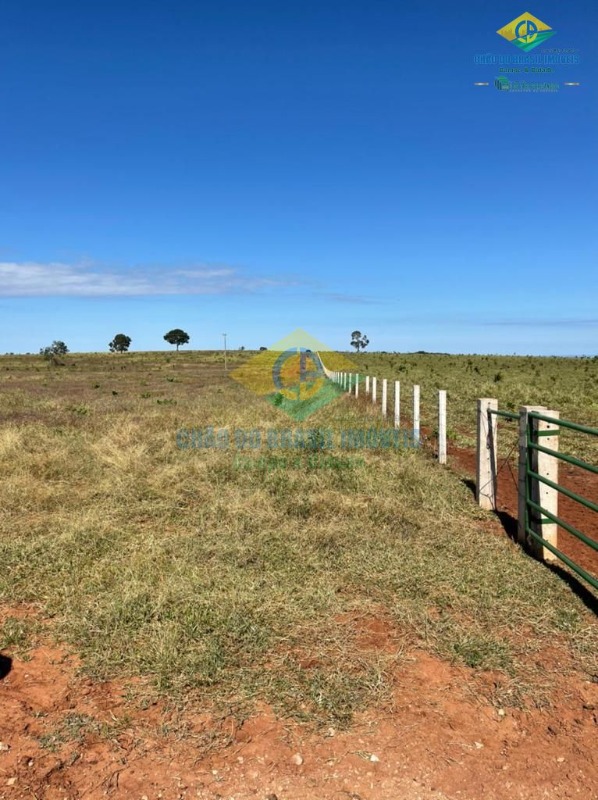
[497,12,555,52]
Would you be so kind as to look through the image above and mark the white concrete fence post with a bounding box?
[476,398,498,510]
[528,410,560,562]
[394,381,400,429]
[438,390,447,465]
[372,377,377,404]
[381,379,387,417]
[355,374,359,398]
[413,385,420,443]
[517,405,546,546]
[348,373,353,393]
[365,375,370,395]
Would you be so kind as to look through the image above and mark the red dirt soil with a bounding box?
[1,611,597,800]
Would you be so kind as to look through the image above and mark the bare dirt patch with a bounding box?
[2,620,597,800]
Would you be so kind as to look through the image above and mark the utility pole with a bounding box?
[223,333,228,372]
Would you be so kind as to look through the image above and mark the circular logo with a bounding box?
[272,348,325,403]
[515,18,538,45]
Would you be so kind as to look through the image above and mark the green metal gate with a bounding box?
[525,412,598,591]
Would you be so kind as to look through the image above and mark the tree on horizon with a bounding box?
[350,331,369,352]
[39,340,69,366]
[109,334,132,352]
[164,329,190,351]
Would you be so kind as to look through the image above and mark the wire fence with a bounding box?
[318,356,448,463]
[479,401,597,595]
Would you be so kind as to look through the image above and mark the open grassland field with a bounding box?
[349,352,598,461]
[0,351,597,800]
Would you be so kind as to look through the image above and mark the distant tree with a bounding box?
[259,346,268,351]
[239,346,245,351]
[350,331,369,352]
[164,329,190,351]
[40,340,69,366]
[40,340,69,358]
[109,334,132,353]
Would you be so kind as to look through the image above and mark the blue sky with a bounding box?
[0,1,596,354]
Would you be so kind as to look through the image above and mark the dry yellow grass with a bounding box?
[0,351,596,727]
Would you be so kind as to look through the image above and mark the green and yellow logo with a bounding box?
[497,12,555,52]
[232,329,356,421]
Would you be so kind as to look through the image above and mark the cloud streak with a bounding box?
[0,261,301,297]
[379,312,598,329]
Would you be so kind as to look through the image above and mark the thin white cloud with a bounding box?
[0,261,301,297]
